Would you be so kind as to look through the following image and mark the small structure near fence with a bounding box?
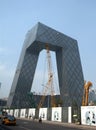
[3,106,96,126]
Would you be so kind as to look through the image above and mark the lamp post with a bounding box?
[0,82,1,88]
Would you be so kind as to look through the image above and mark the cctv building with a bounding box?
[7,22,84,108]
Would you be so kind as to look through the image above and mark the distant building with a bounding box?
[0,98,7,108]
[89,88,96,103]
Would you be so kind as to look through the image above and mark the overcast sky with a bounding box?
[0,0,96,98]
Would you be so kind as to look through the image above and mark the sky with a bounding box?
[0,0,96,98]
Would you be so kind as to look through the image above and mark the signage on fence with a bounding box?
[28,108,35,119]
[14,109,19,117]
[52,107,62,122]
[81,106,96,126]
[39,108,47,120]
[20,109,26,118]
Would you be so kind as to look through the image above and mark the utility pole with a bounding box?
[0,82,1,99]
[0,82,2,110]
[0,82,1,90]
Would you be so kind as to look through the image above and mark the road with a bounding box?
[0,118,96,130]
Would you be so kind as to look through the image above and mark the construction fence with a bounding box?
[3,106,96,126]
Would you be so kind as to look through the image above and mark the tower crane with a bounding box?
[37,44,56,109]
[82,81,92,106]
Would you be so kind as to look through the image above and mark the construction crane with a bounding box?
[82,81,92,106]
[37,44,56,109]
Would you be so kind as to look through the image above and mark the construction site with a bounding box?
[5,23,96,126]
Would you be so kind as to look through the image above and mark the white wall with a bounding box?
[9,109,14,115]
[68,107,72,123]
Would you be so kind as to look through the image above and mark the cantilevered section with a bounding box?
[7,22,84,108]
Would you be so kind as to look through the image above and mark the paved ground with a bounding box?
[41,120,96,130]
[0,125,11,130]
[19,118,96,130]
[0,118,96,130]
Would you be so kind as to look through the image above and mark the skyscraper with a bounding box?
[7,22,84,108]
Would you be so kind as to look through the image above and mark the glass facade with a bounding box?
[7,22,84,108]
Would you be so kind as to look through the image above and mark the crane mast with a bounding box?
[82,81,92,106]
[46,45,56,107]
[46,45,55,97]
[38,44,56,108]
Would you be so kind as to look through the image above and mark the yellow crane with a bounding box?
[82,81,92,106]
[37,44,56,108]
